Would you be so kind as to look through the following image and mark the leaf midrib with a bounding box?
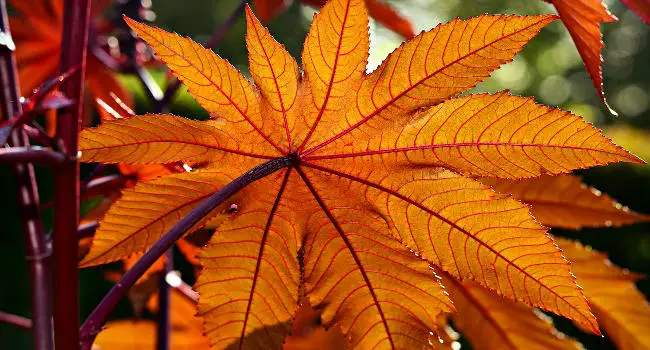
[82,139,276,160]
[297,166,396,349]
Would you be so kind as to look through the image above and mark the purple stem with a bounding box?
[54,0,91,348]
[22,125,54,148]
[0,311,33,330]
[0,147,67,167]
[0,1,54,349]
[77,221,99,240]
[79,156,290,349]
[156,249,173,350]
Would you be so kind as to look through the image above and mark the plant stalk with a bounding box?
[79,156,290,349]
[0,1,54,349]
[0,311,33,330]
[0,147,67,167]
[54,0,91,348]
[156,249,173,350]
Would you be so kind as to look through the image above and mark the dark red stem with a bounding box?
[0,147,67,167]
[78,156,289,349]
[0,311,33,330]
[54,0,91,348]
[0,1,54,349]
[23,125,54,148]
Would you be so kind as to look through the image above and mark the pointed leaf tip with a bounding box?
[549,0,616,110]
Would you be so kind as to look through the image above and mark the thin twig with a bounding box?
[54,0,91,348]
[77,221,99,239]
[0,1,54,349]
[79,156,290,349]
[22,125,54,148]
[165,273,199,303]
[81,174,127,199]
[0,311,33,330]
[0,147,67,167]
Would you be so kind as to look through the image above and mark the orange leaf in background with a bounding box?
[254,0,415,38]
[555,237,650,350]
[437,268,582,350]
[8,0,133,126]
[94,290,211,350]
[481,174,650,229]
[283,300,348,349]
[621,0,650,25]
[123,253,166,284]
[545,0,616,111]
[79,0,645,347]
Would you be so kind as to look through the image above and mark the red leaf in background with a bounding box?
[621,0,650,25]
[365,0,415,38]
[254,0,415,38]
[8,0,133,131]
[546,0,617,112]
[254,0,292,22]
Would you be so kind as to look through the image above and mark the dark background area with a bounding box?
[1,0,649,348]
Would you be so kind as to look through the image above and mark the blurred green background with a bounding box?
[1,0,649,348]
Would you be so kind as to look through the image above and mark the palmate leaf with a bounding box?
[556,238,650,350]
[436,268,582,350]
[481,174,650,229]
[80,0,644,347]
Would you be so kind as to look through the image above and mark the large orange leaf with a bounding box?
[437,268,582,349]
[481,174,650,229]
[555,237,650,350]
[300,161,598,333]
[306,93,642,178]
[299,15,558,151]
[546,0,616,110]
[80,167,250,267]
[80,1,645,347]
